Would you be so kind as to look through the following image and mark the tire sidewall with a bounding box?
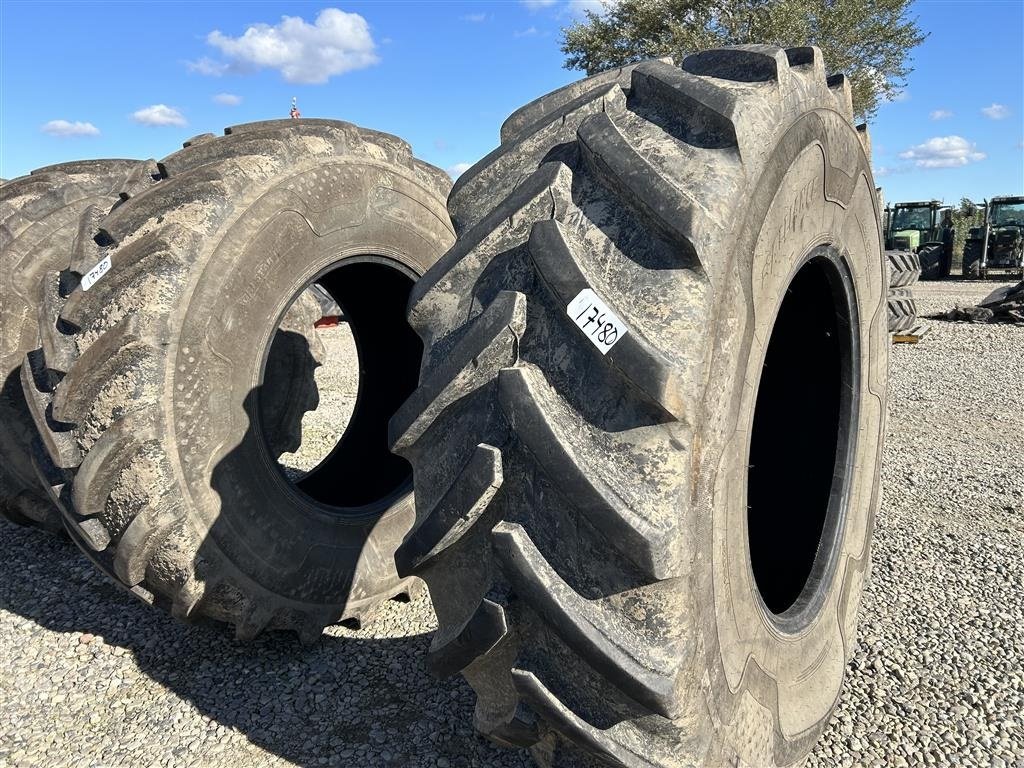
[698,109,886,764]
[165,158,451,607]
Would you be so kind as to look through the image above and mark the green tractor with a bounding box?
[962,196,1024,279]
[883,200,955,280]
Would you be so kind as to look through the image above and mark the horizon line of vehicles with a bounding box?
[880,195,1024,280]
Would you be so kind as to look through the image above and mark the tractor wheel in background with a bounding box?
[962,240,983,278]
[917,242,945,281]
[390,46,886,766]
[0,160,158,532]
[24,120,454,641]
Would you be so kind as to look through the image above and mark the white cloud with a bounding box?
[898,136,985,169]
[889,91,909,103]
[40,120,100,137]
[461,12,487,22]
[521,0,557,7]
[131,104,187,127]
[981,103,1009,120]
[514,26,539,37]
[447,162,472,178]
[197,8,378,84]
[929,109,953,120]
[213,93,242,106]
[187,57,229,77]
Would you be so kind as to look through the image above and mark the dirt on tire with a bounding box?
[0,159,159,532]
[24,120,455,641]
[390,46,886,766]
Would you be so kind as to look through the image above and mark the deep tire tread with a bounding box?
[492,521,679,718]
[1,160,158,529]
[396,46,874,766]
[391,291,526,452]
[28,120,451,640]
[527,220,687,421]
[511,670,655,768]
[497,367,676,580]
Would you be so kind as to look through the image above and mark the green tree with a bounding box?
[950,196,985,269]
[562,0,926,121]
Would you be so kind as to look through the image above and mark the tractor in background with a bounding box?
[884,200,955,280]
[962,196,1024,279]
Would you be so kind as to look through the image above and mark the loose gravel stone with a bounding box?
[0,281,1020,767]
[807,280,1024,768]
[278,323,359,476]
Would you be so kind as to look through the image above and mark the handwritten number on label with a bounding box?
[566,288,626,355]
[81,255,112,292]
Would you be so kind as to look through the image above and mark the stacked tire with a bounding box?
[392,45,886,767]
[887,249,921,333]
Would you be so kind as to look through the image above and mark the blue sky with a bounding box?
[1,1,1021,206]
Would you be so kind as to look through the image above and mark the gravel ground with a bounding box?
[278,323,358,476]
[1,281,1021,768]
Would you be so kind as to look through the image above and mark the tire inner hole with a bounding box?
[747,254,854,617]
[262,260,420,510]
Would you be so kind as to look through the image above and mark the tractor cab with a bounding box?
[885,200,954,279]
[963,196,1024,278]
[885,201,946,251]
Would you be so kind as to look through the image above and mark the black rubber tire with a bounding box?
[887,288,918,333]
[886,249,921,289]
[917,241,945,281]
[24,120,455,641]
[391,46,886,767]
[0,159,159,532]
[497,59,673,148]
[962,240,983,278]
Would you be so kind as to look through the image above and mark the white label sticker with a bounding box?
[80,255,111,291]
[566,288,626,355]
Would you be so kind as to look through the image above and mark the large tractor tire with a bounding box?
[917,241,945,281]
[962,240,983,278]
[1,160,159,532]
[25,120,455,641]
[391,47,886,766]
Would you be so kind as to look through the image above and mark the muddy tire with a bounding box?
[0,159,158,531]
[25,120,454,640]
[887,249,920,289]
[391,47,886,766]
